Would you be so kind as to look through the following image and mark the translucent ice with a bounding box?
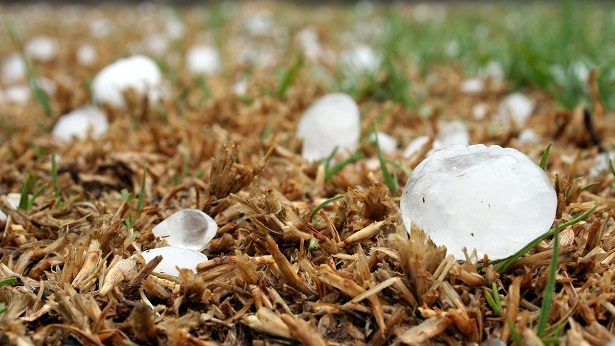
[187,45,221,75]
[432,121,470,152]
[370,131,398,153]
[152,209,217,251]
[400,144,557,259]
[141,246,208,277]
[0,193,21,222]
[25,36,58,62]
[403,136,430,159]
[297,93,360,161]
[92,55,164,108]
[52,106,109,142]
[498,92,534,127]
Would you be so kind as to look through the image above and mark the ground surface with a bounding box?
[0,2,614,345]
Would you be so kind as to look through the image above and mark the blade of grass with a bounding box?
[375,126,399,192]
[0,277,17,287]
[325,152,365,182]
[494,204,597,272]
[18,173,38,211]
[492,282,502,314]
[483,288,501,316]
[537,226,560,337]
[540,142,553,170]
[136,168,146,215]
[607,154,615,178]
[310,194,344,221]
[508,319,523,346]
[51,153,62,205]
[277,55,304,98]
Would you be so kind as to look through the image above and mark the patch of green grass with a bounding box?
[537,226,560,337]
[540,142,553,170]
[493,204,597,273]
[374,127,399,192]
[323,147,365,182]
[483,282,502,316]
[18,172,45,211]
[277,55,303,98]
[310,194,344,221]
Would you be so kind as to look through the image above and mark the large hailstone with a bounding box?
[400,144,557,259]
[141,247,208,277]
[152,209,217,251]
[186,45,221,75]
[52,106,109,142]
[92,55,164,108]
[297,93,360,161]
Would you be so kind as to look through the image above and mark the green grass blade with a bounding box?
[607,154,615,178]
[18,173,38,211]
[310,194,344,221]
[0,277,17,287]
[0,303,5,313]
[483,287,501,316]
[494,204,597,272]
[508,319,523,346]
[492,282,502,314]
[136,168,146,215]
[537,227,560,337]
[277,55,304,98]
[51,153,61,204]
[540,142,553,170]
[375,127,399,192]
[325,152,364,182]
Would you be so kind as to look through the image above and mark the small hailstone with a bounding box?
[4,85,30,104]
[90,18,112,38]
[143,34,169,56]
[444,40,460,58]
[432,121,470,151]
[460,78,484,94]
[572,61,590,83]
[187,45,221,75]
[2,53,26,83]
[297,93,360,161]
[480,60,505,81]
[370,131,398,153]
[25,36,58,62]
[244,11,274,37]
[92,55,164,108]
[589,152,615,177]
[77,44,97,66]
[0,193,21,222]
[403,136,430,159]
[152,209,218,251]
[296,27,323,61]
[141,246,208,277]
[472,103,489,120]
[401,144,557,259]
[340,44,380,74]
[232,78,248,96]
[518,128,540,144]
[498,92,534,127]
[52,106,109,142]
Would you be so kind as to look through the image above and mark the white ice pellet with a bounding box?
[4,85,30,104]
[472,103,489,120]
[296,27,323,62]
[90,18,112,38]
[498,92,535,128]
[2,53,26,83]
[77,44,97,66]
[52,106,109,142]
[25,36,58,62]
[152,209,218,252]
[370,131,398,153]
[403,136,430,159]
[0,193,22,222]
[480,60,505,81]
[92,55,164,108]
[141,246,208,277]
[401,144,557,259]
[340,44,380,74]
[518,128,540,144]
[460,78,484,94]
[432,121,470,152]
[232,78,248,96]
[187,45,221,75]
[589,152,615,177]
[297,93,361,161]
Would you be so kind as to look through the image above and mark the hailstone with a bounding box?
[52,106,109,142]
[498,92,534,128]
[152,209,218,251]
[187,45,221,75]
[141,247,208,277]
[400,144,557,259]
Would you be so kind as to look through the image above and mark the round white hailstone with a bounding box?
[2,53,26,83]
[370,131,398,153]
[165,16,185,40]
[572,61,590,83]
[296,27,323,61]
[77,44,97,66]
[90,18,112,38]
[4,85,30,104]
[92,55,164,108]
[472,103,489,120]
[400,144,557,259]
[52,106,109,142]
[297,93,361,161]
[232,78,248,96]
[518,128,540,144]
[244,11,274,37]
[141,246,208,277]
[589,152,615,177]
[187,45,221,75]
[498,92,534,128]
[432,121,470,152]
[37,77,56,96]
[444,40,460,58]
[403,136,430,159]
[340,44,380,74]
[460,78,484,94]
[25,36,58,62]
[480,60,505,81]
[0,193,22,222]
[152,209,218,251]
[144,34,169,56]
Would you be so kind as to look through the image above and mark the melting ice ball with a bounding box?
[52,106,109,142]
[400,144,557,259]
[297,93,360,161]
[141,246,208,277]
[152,209,217,252]
[187,45,221,75]
[92,55,164,108]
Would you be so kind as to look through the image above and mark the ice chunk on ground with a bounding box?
[2,53,26,83]
[187,45,221,75]
[472,103,488,120]
[498,92,534,127]
[432,121,469,151]
[370,131,398,153]
[152,209,218,251]
[141,247,208,277]
[480,60,504,81]
[77,44,97,66]
[0,193,22,222]
[297,93,360,161]
[400,144,557,259]
[25,36,58,62]
[92,55,164,108]
[460,78,484,94]
[340,44,380,74]
[403,136,430,159]
[296,27,324,61]
[518,128,540,144]
[52,106,109,142]
[589,152,615,177]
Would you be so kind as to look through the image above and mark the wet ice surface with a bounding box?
[152,209,218,252]
[400,144,557,259]
[297,93,360,161]
[141,246,208,277]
